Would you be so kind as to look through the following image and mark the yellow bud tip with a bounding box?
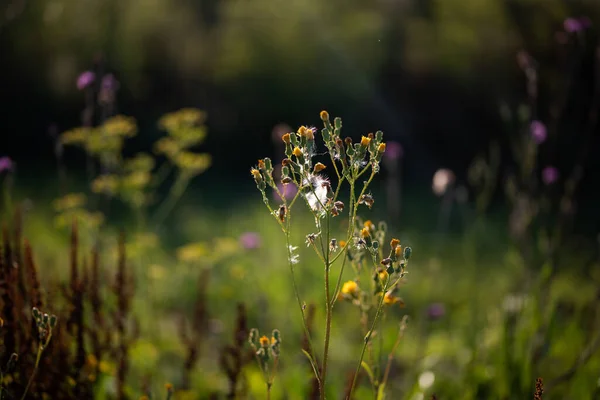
[314,162,326,172]
[259,336,270,347]
[271,336,277,345]
[339,240,347,248]
[379,271,389,281]
[298,126,307,136]
[361,228,370,238]
[282,133,291,144]
[378,143,386,153]
[363,220,375,231]
[341,280,358,295]
[361,136,371,147]
[383,292,397,305]
[390,238,400,249]
[395,246,402,257]
[257,159,265,169]
[251,169,261,179]
[320,110,329,121]
[165,383,174,391]
[292,147,303,157]
[305,128,314,140]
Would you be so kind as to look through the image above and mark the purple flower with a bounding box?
[542,166,559,185]
[530,120,547,144]
[0,157,13,173]
[273,182,298,202]
[76,71,95,90]
[427,303,446,320]
[384,141,404,161]
[239,232,261,250]
[101,74,119,91]
[564,17,583,33]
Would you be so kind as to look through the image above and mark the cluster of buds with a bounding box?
[319,111,387,175]
[248,328,281,378]
[32,307,57,349]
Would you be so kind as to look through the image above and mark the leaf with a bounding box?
[377,383,386,400]
[301,349,322,385]
[360,361,375,385]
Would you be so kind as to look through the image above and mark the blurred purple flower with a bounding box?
[427,303,446,320]
[384,141,404,161]
[0,157,13,173]
[273,182,298,202]
[101,74,119,91]
[530,120,547,144]
[542,166,559,185]
[564,17,583,33]
[239,232,261,250]
[76,71,95,90]
[580,17,592,29]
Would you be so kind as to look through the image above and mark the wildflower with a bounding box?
[76,71,95,90]
[165,383,174,392]
[542,166,559,185]
[390,238,400,249]
[0,156,13,173]
[259,336,270,348]
[240,232,261,250]
[564,17,583,33]
[320,110,329,121]
[363,220,376,233]
[383,291,399,305]
[383,141,403,161]
[427,303,446,320]
[360,136,371,148]
[530,120,547,144]
[432,168,455,196]
[339,240,347,248]
[341,281,359,296]
[358,194,375,208]
[305,175,330,211]
[314,162,326,173]
[292,147,303,158]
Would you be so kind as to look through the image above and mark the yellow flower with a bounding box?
[154,137,180,158]
[363,220,375,233]
[361,228,370,239]
[339,240,347,248]
[165,383,174,392]
[378,143,386,154]
[320,110,329,121]
[174,152,211,175]
[53,193,87,212]
[314,162,326,173]
[159,108,206,131]
[259,336,270,347]
[341,280,359,296]
[383,292,398,305]
[390,238,400,249]
[60,127,90,145]
[91,175,119,195]
[124,153,155,172]
[101,115,137,138]
[292,147,303,157]
[176,242,208,263]
[379,270,389,282]
[282,133,291,144]
[360,136,371,147]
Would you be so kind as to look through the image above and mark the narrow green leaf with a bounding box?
[360,361,375,385]
[301,349,322,385]
[377,383,386,400]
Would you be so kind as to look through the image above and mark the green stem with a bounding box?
[321,213,332,399]
[152,174,189,228]
[20,344,45,400]
[347,278,389,399]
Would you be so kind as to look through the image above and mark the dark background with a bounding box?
[1,0,599,224]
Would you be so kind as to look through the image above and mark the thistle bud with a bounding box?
[376,143,386,162]
[249,328,259,346]
[360,136,371,148]
[277,205,287,222]
[320,110,329,121]
[403,246,412,260]
[32,307,41,320]
[49,315,58,328]
[334,117,342,130]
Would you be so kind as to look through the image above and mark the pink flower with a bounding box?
[239,232,261,250]
[76,71,95,90]
[530,120,547,144]
[273,183,298,202]
[384,141,404,161]
[0,156,13,173]
[564,17,583,33]
[542,166,559,185]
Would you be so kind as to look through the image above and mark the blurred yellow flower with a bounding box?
[91,175,119,195]
[177,242,208,263]
[53,193,87,212]
[174,151,211,175]
[60,127,90,146]
[159,108,206,131]
[101,115,137,138]
[124,153,155,172]
[341,280,359,296]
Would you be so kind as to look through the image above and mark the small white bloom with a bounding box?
[418,371,435,390]
[304,174,330,211]
[432,168,455,196]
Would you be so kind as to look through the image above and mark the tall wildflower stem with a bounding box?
[20,342,46,400]
[347,277,392,399]
[321,212,332,398]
